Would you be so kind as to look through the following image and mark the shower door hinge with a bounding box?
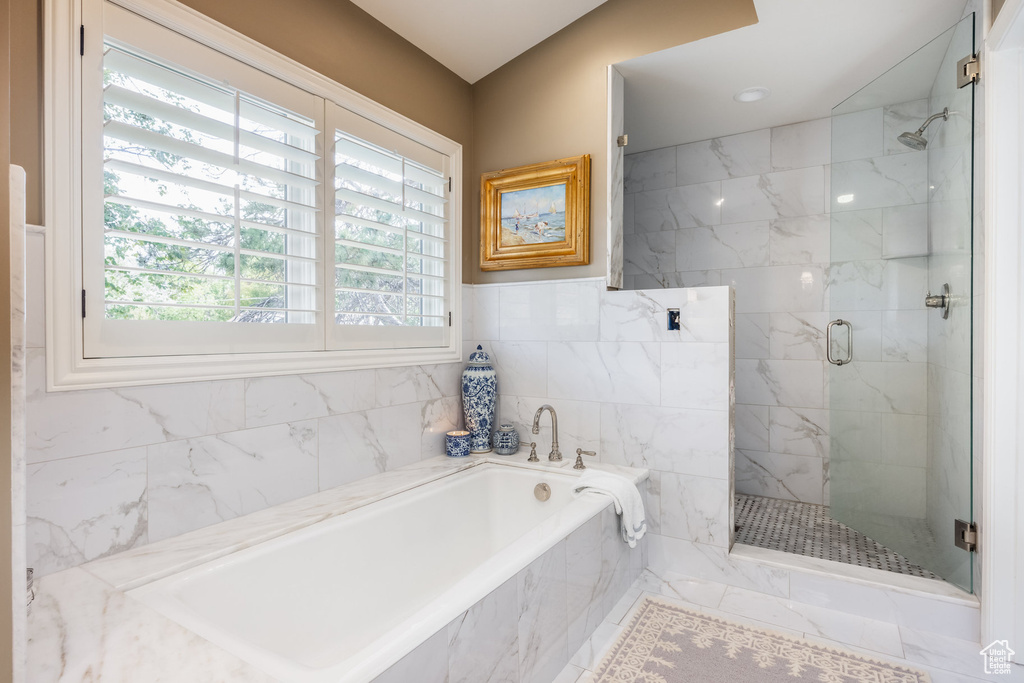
[954,519,977,552]
[617,134,628,148]
[957,54,980,89]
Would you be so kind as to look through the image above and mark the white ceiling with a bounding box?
[617,0,971,153]
[349,0,610,84]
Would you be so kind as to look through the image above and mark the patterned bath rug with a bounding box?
[593,596,930,682]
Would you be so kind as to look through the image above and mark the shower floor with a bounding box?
[734,494,941,580]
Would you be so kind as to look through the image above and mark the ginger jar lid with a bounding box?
[468,345,491,365]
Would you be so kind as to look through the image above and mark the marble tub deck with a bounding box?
[26,453,647,682]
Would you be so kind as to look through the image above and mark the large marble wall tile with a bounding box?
[882,100,930,156]
[723,265,825,314]
[721,167,825,224]
[548,342,660,406]
[634,182,722,233]
[516,541,568,683]
[318,403,423,490]
[660,342,730,411]
[376,363,461,407]
[829,361,927,414]
[769,214,829,266]
[736,449,824,504]
[373,629,448,683]
[881,204,928,258]
[830,459,926,518]
[475,286,502,341]
[831,108,883,163]
[244,370,376,428]
[771,118,831,171]
[827,257,928,311]
[623,193,635,235]
[769,312,827,360]
[881,310,928,362]
[659,473,730,547]
[447,577,520,683]
[769,407,829,459]
[831,152,927,212]
[735,404,770,452]
[27,359,246,463]
[676,129,771,184]
[600,286,730,344]
[735,313,769,359]
[489,342,548,396]
[420,395,462,459]
[498,280,601,342]
[675,222,768,271]
[632,271,721,289]
[599,403,729,477]
[624,147,675,194]
[27,448,148,576]
[881,413,928,468]
[830,209,883,262]
[147,421,318,542]
[734,359,824,408]
[500,395,600,456]
[565,513,605,654]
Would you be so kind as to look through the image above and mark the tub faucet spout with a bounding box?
[531,404,562,462]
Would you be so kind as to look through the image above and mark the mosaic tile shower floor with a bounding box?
[734,494,940,580]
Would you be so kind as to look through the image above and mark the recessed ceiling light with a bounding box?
[734,87,771,103]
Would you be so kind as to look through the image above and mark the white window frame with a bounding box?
[44,0,463,390]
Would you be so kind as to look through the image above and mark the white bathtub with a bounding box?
[129,462,618,683]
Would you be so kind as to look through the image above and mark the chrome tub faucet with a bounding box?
[532,404,562,462]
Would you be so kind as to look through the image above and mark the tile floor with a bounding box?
[735,493,940,579]
[552,568,1021,683]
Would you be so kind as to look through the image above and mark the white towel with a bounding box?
[572,471,647,548]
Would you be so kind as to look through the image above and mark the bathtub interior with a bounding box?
[128,463,611,679]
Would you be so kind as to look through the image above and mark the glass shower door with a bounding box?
[827,14,974,591]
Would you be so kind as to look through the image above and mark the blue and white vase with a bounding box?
[462,345,497,453]
[493,424,520,455]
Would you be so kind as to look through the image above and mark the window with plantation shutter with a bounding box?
[328,105,450,350]
[65,0,460,381]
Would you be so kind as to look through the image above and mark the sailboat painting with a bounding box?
[498,184,567,247]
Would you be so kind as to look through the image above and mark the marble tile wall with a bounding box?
[624,108,931,513]
[466,277,736,580]
[373,503,644,683]
[24,230,465,577]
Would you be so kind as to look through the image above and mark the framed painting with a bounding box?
[480,154,590,271]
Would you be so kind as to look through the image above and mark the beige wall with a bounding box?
[1,0,16,675]
[471,0,758,283]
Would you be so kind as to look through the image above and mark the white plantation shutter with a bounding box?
[75,0,457,369]
[328,104,451,350]
[83,3,325,356]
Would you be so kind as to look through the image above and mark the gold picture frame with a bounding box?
[480,154,590,271]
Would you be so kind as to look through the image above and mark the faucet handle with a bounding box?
[573,448,596,470]
[527,442,539,462]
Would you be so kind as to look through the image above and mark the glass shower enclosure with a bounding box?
[827,15,975,591]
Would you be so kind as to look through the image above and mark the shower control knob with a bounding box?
[925,283,951,320]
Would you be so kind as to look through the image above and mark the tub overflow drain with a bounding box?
[534,483,551,501]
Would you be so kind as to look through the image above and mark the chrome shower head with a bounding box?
[896,107,949,150]
[897,131,928,151]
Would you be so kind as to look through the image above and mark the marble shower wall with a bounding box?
[24,229,465,577]
[465,277,735,568]
[623,107,929,511]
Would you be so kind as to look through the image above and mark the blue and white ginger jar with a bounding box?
[462,345,497,453]
[493,424,520,456]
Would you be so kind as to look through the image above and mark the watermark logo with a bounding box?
[980,640,1015,675]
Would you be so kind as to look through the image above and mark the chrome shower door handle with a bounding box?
[826,319,853,366]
